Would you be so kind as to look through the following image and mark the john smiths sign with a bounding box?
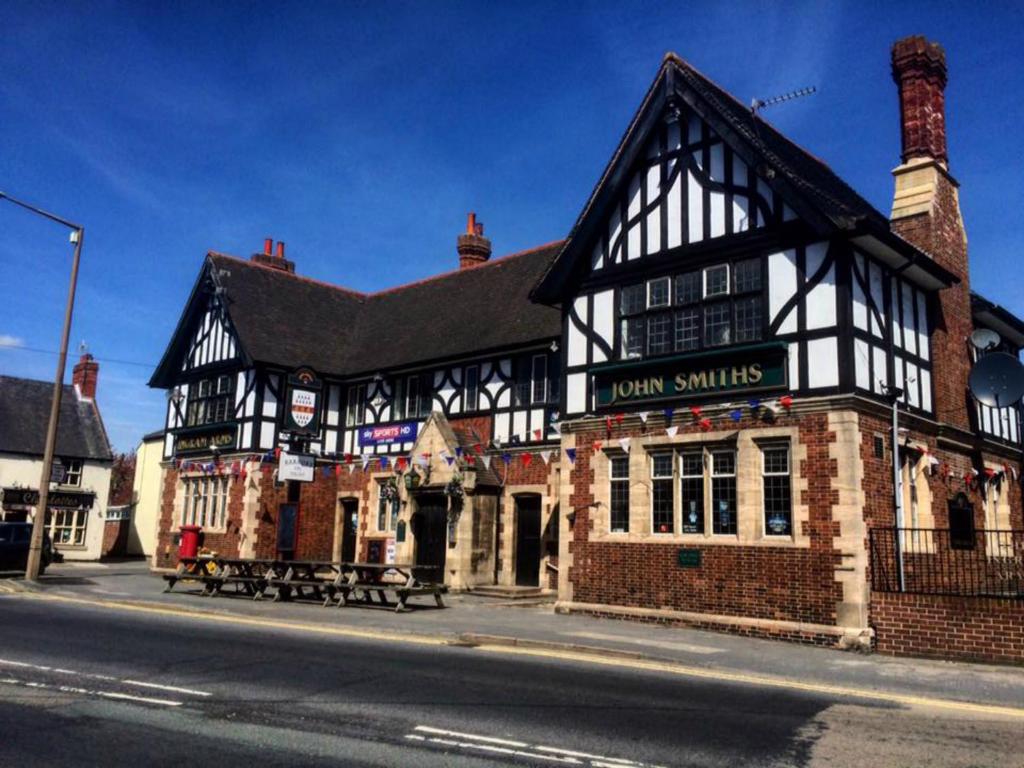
[594,342,788,408]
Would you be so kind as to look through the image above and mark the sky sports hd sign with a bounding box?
[358,422,419,447]
[594,342,788,408]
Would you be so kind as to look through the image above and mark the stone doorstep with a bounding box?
[556,600,875,651]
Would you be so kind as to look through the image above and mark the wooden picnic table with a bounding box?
[162,556,282,600]
[332,562,446,612]
[267,560,344,604]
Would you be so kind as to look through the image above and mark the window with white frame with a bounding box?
[609,455,630,533]
[47,507,88,545]
[185,374,234,426]
[531,355,548,404]
[651,454,674,534]
[60,458,83,487]
[711,450,737,535]
[464,365,480,411]
[181,476,230,530]
[680,452,704,534]
[345,383,366,427]
[762,445,792,536]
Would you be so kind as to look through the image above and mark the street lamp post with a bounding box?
[0,191,84,582]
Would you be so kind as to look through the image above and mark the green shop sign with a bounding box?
[594,342,788,408]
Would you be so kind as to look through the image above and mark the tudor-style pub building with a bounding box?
[150,37,1024,662]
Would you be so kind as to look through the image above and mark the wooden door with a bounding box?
[515,496,541,587]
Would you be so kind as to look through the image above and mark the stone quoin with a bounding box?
[147,36,1024,663]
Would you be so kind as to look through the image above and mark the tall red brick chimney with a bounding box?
[72,353,99,400]
[890,35,971,429]
[457,213,492,269]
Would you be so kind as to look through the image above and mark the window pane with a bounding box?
[681,476,704,534]
[705,265,729,298]
[735,297,762,342]
[712,451,736,535]
[704,303,731,347]
[652,454,673,477]
[675,272,700,305]
[764,447,789,474]
[763,446,791,536]
[621,317,644,358]
[674,309,699,352]
[532,356,547,403]
[621,284,645,316]
[734,258,761,293]
[680,452,703,477]
[378,496,387,530]
[647,314,672,356]
[464,366,479,411]
[609,456,629,533]
[648,277,670,308]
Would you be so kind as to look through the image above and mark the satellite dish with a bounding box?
[968,352,1024,408]
[970,328,1001,352]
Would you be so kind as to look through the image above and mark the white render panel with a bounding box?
[259,421,275,450]
[852,257,868,331]
[709,143,725,238]
[906,362,920,408]
[608,205,622,264]
[592,290,614,364]
[756,180,773,228]
[788,342,799,390]
[627,174,642,260]
[567,373,587,414]
[901,282,918,357]
[530,408,544,437]
[769,249,798,334]
[873,345,887,394]
[868,261,885,338]
[807,337,839,389]
[325,430,337,455]
[666,159,682,249]
[568,307,587,367]
[916,291,929,360]
[805,242,836,330]
[687,160,702,243]
[645,165,661,255]
[494,413,511,445]
[263,376,279,418]
[855,339,871,390]
[921,369,933,413]
[591,241,603,271]
[513,410,527,441]
[327,385,340,427]
[687,112,701,144]
[242,422,252,449]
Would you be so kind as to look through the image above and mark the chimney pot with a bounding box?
[457,212,492,269]
[251,237,296,273]
[264,238,273,255]
[276,241,285,259]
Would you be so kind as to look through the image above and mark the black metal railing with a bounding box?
[869,528,1024,599]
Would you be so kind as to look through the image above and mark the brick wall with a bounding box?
[101,519,130,558]
[872,591,1024,664]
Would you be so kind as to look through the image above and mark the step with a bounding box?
[465,585,553,601]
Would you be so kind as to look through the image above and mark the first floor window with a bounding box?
[711,450,737,535]
[680,452,704,534]
[675,309,699,352]
[464,365,480,411]
[531,354,548,403]
[182,476,230,529]
[762,445,792,536]
[185,374,234,426]
[647,314,672,355]
[60,458,83,487]
[609,456,630,533]
[651,454,674,534]
[346,383,366,426]
[704,303,731,347]
[47,508,88,545]
[622,317,644,358]
[734,296,763,343]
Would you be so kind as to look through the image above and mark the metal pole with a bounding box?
[890,388,905,592]
[25,227,83,581]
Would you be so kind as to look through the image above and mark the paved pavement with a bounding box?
[6,559,1024,712]
[2,585,1023,767]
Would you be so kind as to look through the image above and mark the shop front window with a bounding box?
[47,508,88,545]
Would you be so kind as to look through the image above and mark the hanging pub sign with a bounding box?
[175,426,237,454]
[279,451,316,482]
[358,421,418,447]
[2,487,95,511]
[283,367,323,437]
[593,342,788,409]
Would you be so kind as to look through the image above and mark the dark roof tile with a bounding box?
[0,376,113,461]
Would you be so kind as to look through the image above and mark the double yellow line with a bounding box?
[12,591,1024,721]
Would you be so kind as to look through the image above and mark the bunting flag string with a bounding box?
[593,440,603,452]
[565,448,577,465]
[729,409,743,422]
[533,429,543,441]
[690,405,702,418]
[540,449,553,464]
[618,437,631,453]
[665,425,679,438]
[638,411,650,424]
[479,454,492,469]
[664,407,675,422]
[501,453,512,466]
[522,453,533,468]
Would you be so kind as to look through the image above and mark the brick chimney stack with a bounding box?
[457,213,492,269]
[251,237,296,273]
[72,353,99,401]
[890,35,971,430]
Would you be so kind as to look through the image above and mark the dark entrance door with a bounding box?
[413,494,447,574]
[515,495,542,587]
[340,499,358,562]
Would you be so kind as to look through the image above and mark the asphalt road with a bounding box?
[0,597,1021,768]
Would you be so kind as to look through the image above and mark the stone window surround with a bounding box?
[370,472,403,535]
[589,426,809,547]
[175,472,232,534]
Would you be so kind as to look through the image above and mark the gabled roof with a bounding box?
[151,242,563,386]
[533,53,957,301]
[0,376,113,462]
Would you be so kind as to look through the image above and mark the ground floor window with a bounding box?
[711,450,737,534]
[609,455,630,533]
[762,445,792,536]
[47,508,88,546]
[651,454,674,533]
[182,476,230,529]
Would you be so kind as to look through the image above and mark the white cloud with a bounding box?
[0,334,25,349]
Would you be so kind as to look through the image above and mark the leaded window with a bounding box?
[609,456,630,533]
[185,374,234,427]
[734,297,762,343]
[345,383,366,427]
[651,454,674,534]
[762,446,792,536]
[464,365,480,411]
[647,314,672,355]
[711,450,737,535]
[734,258,761,293]
[704,265,729,298]
[675,271,700,305]
[680,452,704,534]
[674,309,699,352]
[704,303,731,347]
[181,476,230,530]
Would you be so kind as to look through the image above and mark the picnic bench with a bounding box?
[267,560,343,604]
[162,557,281,600]
[331,562,447,612]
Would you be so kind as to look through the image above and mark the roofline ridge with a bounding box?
[367,239,565,298]
[207,251,368,299]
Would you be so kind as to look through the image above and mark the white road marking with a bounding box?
[0,658,211,697]
[1,676,182,707]
[409,725,666,767]
[562,631,724,655]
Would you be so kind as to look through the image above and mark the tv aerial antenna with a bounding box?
[750,86,817,116]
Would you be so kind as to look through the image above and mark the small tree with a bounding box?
[107,451,137,506]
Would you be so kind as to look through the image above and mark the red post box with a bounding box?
[178,524,202,560]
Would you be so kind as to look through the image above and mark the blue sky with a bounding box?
[1,1,1022,452]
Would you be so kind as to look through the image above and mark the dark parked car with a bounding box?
[0,522,54,574]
